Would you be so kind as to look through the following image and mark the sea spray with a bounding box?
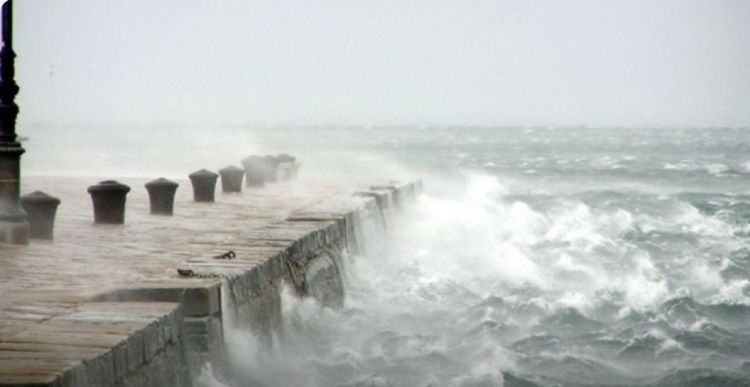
[193,127,750,387]
[200,164,750,386]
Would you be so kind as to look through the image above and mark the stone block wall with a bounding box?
[0,180,421,387]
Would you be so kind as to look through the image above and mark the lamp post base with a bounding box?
[0,218,28,245]
[0,142,27,245]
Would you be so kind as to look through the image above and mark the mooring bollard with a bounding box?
[219,165,244,193]
[87,180,131,224]
[144,178,179,215]
[263,155,281,182]
[276,153,295,164]
[188,169,219,202]
[276,154,296,180]
[20,191,61,239]
[241,156,266,187]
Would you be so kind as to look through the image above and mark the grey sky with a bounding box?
[13,0,750,127]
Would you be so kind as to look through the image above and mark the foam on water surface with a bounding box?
[195,127,750,387]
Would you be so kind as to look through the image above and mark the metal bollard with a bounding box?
[276,154,296,180]
[219,165,244,193]
[188,169,218,202]
[144,178,179,215]
[87,180,131,224]
[241,156,266,187]
[276,153,295,164]
[263,155,281,182]
[20,191,61,239]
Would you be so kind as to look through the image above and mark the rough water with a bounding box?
[192,127,750,387]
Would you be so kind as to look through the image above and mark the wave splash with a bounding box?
[202,170,750,387]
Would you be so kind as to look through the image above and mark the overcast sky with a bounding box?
[12,0,750,127]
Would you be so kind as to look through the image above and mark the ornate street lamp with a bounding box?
[0,0,28,245]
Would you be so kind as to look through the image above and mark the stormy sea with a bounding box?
[183,126,750,387]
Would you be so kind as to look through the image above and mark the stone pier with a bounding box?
[0,175,421,386]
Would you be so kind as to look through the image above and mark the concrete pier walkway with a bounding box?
[0,175,421,386]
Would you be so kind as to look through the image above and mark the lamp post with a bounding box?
[0,0,28,245]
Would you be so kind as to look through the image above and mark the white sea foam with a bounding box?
[200,142,750,386]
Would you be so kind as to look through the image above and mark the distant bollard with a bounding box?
[276,153,295,164]
[20,191,61,239]
[263,155,281,182]
[241,156,266,187]
[144,178,179,215]
[87,180,131,224]
[219,165,244,193]
[276,154,296,180]
[188,169,219,202]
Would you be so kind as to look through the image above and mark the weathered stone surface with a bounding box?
[0,374,61,387]
[106,281,221,317]
[0,302,182,387]
[0,176,421,387]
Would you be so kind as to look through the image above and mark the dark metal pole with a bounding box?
[0,0,28,245]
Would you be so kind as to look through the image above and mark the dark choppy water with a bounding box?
[195,127,750,387]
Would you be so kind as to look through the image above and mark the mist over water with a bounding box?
[12,1,750,385]
[174,127,750,387]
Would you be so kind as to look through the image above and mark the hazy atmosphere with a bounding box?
[4,2,750,387]
[14,0,750,128]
